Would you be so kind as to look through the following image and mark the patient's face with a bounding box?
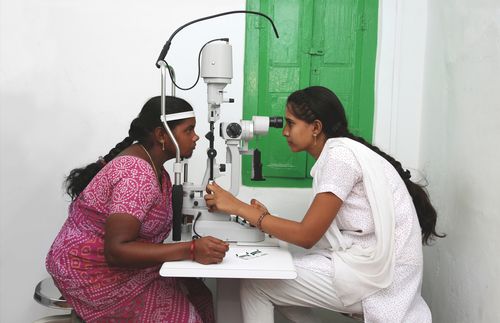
[173,117,199,158]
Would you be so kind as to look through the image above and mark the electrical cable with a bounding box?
[156,10,279,68]
[192,212,202,239]
[165,37,228,91]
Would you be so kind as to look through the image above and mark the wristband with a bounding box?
[190,239,196,261]
[256,210,270,231]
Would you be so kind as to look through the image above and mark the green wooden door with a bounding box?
[242,0,378,187]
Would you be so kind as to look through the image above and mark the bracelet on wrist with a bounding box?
[256,210,270,231]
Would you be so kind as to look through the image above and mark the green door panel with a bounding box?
[243,0,313,183]
[306,0,363,174]
[243,0,378,187]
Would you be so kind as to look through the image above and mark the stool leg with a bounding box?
[70,310,84,323]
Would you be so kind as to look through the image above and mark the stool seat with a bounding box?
[34,277,72,310]
[34,277,83,323]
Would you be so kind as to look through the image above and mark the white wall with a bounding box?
[420,1,500,322]
[374,0,428,173]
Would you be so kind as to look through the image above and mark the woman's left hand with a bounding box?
[204,182,244,214]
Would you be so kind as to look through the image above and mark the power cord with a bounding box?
[192,212,202,239]
[166,37,229,91]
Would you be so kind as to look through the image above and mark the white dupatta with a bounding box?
[312,138,395,306]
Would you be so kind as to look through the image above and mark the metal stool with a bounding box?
[33,277,83,323]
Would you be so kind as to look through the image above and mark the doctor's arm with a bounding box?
[204,182,342,249]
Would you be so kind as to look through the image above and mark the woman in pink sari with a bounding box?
[46,96,228,322]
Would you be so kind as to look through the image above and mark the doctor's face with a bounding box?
[282,106,315,153]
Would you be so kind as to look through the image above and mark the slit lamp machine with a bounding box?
[155,11,281,243]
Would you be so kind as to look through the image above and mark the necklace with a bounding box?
[139,144,160,183]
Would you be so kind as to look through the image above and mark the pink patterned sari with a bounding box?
[46,156,214,322]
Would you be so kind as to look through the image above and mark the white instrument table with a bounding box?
[160,239,296,279]
[160,237,297,323]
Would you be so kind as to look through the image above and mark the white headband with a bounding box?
[162,111,195,122]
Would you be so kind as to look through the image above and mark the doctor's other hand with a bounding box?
[250,199,269,213]
[204,182,245,215]
[194,236,229,265]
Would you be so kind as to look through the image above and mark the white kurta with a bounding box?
[294,138,431,322]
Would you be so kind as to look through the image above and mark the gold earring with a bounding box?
[160,140,165,151]
[313,133,317,145]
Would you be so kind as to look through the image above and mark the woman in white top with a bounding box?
[204,86,445,323]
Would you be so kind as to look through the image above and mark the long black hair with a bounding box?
[65,96,193,200]
[287,86,445,245]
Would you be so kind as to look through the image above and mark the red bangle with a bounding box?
[190,240,196,261]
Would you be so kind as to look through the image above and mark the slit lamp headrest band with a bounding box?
[162,111,195,122]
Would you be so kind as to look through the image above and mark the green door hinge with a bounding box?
[359,14,367,31]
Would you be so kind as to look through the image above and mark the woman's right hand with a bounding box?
[192,236,229,265]
[204,181,245,215]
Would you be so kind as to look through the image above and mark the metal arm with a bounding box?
[159,61,184,241]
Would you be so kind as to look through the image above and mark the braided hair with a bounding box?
[64,96,193,200]
[287,86,445,245]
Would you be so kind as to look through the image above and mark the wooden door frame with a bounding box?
[242,0,379,187]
